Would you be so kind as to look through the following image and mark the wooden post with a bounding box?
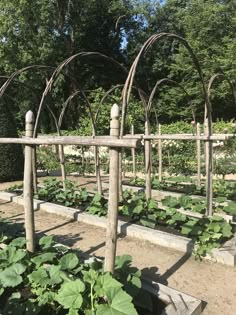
[131,125,136,177]
[196,123,201,187]
[145,120,152,199]
[95,146,102,195]
[205,118,213,216]
[32,149,38,193]
[59,144,66,190]
[119,152,123,201]
[24,111,36,253]
[158,124,162,182]
[81,146,85,175]
[104,104,120,273]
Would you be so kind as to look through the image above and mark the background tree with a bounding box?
[125,0,236,123]
[0,98,24,182]
[0,0,235,134]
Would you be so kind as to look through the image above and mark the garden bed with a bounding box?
[0,221,202,315]
[124,176,236,201]
[103,182,236,224]
[1,191,236,266]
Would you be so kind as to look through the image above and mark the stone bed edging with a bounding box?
[0,191,235,267]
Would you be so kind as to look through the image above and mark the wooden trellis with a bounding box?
[123,130,236,216]
[0,105,138,273]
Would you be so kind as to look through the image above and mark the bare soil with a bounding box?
[0,175,236,315]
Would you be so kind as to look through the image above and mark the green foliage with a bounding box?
[120,190,233,259]
[192,216,233,260]
[86,193,108,217]
[33,177,234,260]
[128,175,236,201]
[0,0,138,131]
[0,235,149,314]
[0,100,24,182]
[36,146,60,171]
[128,0,236,123]
[37,178,89,206]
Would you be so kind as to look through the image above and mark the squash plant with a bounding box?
[37,178,90,207]
[128,175,236,200]
[0,235,152,315]
[7,179,234,260]
[120,192,233,260]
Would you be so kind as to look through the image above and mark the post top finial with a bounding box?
[111,103,119,119]
[25,111,34,123]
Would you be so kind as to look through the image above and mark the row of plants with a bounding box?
[6,178,234,260]
[119,191,233,260]
[0,232,153,314]
[26,179,234,260]
[128,176,236,201]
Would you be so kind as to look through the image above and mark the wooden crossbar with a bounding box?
[0,136,138,148]
[143,134,236,141]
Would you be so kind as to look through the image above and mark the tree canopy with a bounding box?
[0,0,235,133]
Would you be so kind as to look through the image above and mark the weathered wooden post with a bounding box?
[24,111,36,253]
[104,104,120,273]
[196,123,201,187]
[94,146,102,195]
[145,120,152,199]
[204,118,213,216]
[32,149,38,193]
[131,125,136,177]
[81,146,85,175]
[158,124,162,182]
[58,144,66,190]
[119,152,123,201]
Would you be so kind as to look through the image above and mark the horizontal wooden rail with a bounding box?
[33,133,236,141]
[143,134,236,141]
[0,136,139,148]
[37,134,144,140]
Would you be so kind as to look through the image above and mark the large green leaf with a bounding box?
[31,252,57,268]
[162,196,179,208]
[179,195,191,208]
[9,237,26,248]
[59,253,79,270]
[96,287,138,315]
[82,269,98,285]
[132,204,143,215]
[39,235,54,250]
[56,280,85,309]
[0,263,26,287]
[92,193,101,203]
[221,223,233,238]
[147,199,158,210]
[28,267,50,287]
[140,215,156,228]
[95,273,122,297]
[8,247,26,264]
[115,255,132,270]
[48,265,63,285]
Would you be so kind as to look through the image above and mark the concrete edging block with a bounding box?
[0,192,16,202]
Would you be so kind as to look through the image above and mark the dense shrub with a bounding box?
[0,101,24,182]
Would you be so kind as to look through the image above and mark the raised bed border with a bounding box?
[0,191,235,267]
[142,278,202,315]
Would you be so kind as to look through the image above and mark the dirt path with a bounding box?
[0,176,236,314]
